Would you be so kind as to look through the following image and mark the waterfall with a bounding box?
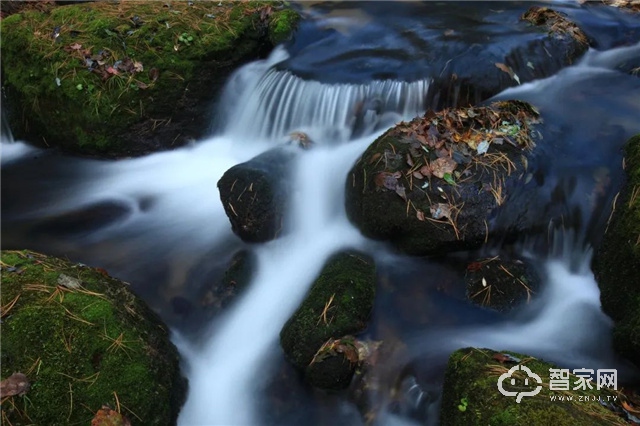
[218,47,431,143]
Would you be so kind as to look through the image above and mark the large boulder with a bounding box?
[593,134,640,368]
[0,249,187,425]
[441,348,627,425]
[0,1,299,156]
[345,100,540,256]
[280,251,376,389]
[218,146,297,243]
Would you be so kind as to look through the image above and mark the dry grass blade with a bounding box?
[1,294,21,318]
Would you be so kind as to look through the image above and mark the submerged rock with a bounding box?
[346,100,541,256]
[201,249,257,312]
[594,134,640,368]
[441,348,626,425]
[0,249,186,425]
[465,256,539,312]
[280,251,376,389]
[218,147,297,243]
[0,1,299,157]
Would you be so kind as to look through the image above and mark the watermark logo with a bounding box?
[497,365,542,403]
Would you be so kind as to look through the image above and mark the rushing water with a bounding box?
[2,2,640,425]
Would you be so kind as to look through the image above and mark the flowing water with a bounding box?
[2,2,640,425]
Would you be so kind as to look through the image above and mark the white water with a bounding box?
[2,39,638,426]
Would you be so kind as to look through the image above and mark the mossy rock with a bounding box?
[440,348,626,426]
[593,134,640,367]
[465,256,539,312]
[345,100,540,256]
[0,1,299,156]
[280,251,376,373]
[0,250,186,425]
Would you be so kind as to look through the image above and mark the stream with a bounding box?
[2,2,640,425]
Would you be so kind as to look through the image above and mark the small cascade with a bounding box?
[219,52,430,143]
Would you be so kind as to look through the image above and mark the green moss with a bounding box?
[440,348,626,426]
[1,1,298,155]
[0,250,186,425]
[269,8,300,45]
[279,251,376,369]
[594,134,640,366]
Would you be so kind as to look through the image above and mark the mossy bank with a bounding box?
[0,250,186,425]
[440,348,626,425]
[0,1,299,157]
[593,134,640,368]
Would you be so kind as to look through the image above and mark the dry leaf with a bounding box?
[395,185,407,201]
[419,164,432,177]
[149,67,160,82]
[0,373,30,398]
[58,273,81,289]
[430,157,457,179]
[91,405,132,426]
[412,171,424,180]
[416,210,425,221]
[430,203,452,219]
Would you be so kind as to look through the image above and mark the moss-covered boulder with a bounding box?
[280,251,376,389]
[0,250,186,425]
[593,134,640,368]
[345,100,541,256]
[465,256,539,312]
[441,348,627,425]
[0,1,299,156]
[218,146,297,243]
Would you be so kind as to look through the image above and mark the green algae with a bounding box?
[0,250,186,425]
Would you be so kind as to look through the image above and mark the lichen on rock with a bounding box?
[0,249,186,425]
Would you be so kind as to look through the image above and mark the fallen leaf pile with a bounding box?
[63,43,157,88]
[522,6,589,46]
[372,100,540,196]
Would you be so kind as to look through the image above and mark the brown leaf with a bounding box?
[412,171,424,180]
[149,67,160,82]
[430,157,457,179]
[133,61,143,73]
[136,81,149,90]
[91,405,132,426]
[416,210,425,221]
[495,62,513,77]
[419,165,432,177]
[69,42,82,50]
[395,185,407,201]
[0,373,30,398]
[430,203,452,220]
[369,152,381,164]
[406,153,414,167]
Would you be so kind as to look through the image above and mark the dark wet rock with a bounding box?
[201,249,257,311]
[28,199,133,237]
[280,251,376,389]
[0,249,187,425]
[218,147,297,243]
[306,337,359,390]
[345,100,541,256]
[1,1,299,157]
[441,348,626,426]
[593,134,640,368]
[465,256,539,312]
